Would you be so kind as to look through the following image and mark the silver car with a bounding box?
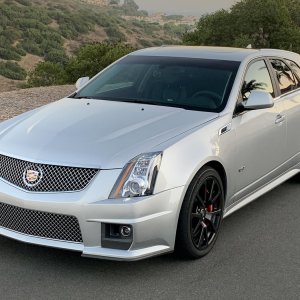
[0,46,300,261]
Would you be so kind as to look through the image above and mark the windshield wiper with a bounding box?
[74,96,94,99]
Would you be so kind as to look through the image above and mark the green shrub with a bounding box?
[14,0,31,6]
[0,48,21,61]
[45,49,68,65]
[65,42,134,82]
[105,26,126,42]
[27,42,135,87]
[0,61,27,80]
[27,62,68,87]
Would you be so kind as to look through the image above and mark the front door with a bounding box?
[232,59,286,199]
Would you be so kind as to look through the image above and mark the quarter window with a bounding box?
[242,60,274,100]
[270,59,297,94]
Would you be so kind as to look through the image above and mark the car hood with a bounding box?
[0,98,218,169]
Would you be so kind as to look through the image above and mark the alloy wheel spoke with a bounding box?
[210,190,220,204]
[203,225,209,246]
[195,195,205,207]
[196,226,205,248]
[192,219,202,236]
[209,180,215,202]
[205,218,217,233]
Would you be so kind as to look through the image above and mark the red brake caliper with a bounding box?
[207,204,214,213]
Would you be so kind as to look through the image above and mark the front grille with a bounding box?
[0,154,99,192]
[0,202,83,243]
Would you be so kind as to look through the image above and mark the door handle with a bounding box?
[275,114,285,124]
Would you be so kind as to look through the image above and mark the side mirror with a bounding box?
[241,90,274,110]
[75,77,90,90]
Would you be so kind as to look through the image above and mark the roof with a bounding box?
[131,46,258,61]
[131,46,299,62]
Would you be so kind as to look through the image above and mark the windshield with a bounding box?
[74,56,240,112]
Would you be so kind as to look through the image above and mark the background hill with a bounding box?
[0,0,192,91]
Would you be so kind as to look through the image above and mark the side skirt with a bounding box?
[224,168,299,218]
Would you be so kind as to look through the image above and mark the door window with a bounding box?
[242,60,274,100]
[285,59,300,88]
[270,59,297,94]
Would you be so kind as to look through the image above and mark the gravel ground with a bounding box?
[0,85,75,122]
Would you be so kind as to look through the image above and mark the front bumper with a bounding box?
[0,170,184,261]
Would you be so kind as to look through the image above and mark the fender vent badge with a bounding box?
[219,123,232,136]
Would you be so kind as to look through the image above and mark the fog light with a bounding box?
[120,225,132,237]
[102,223,133,250]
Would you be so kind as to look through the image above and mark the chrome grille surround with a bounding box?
[0,154,99,192]
[0,202,83,243]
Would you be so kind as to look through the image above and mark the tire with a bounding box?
[175,166,225,259]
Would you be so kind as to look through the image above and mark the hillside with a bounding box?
[0,0,191,92]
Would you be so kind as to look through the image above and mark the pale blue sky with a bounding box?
[135,0,237,15]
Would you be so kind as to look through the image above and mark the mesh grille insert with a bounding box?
[0,154,99,192]
[0,202,83,243]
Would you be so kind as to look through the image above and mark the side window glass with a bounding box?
[285,59,300,88]
[270,59,296,94]
[242,60,274,100]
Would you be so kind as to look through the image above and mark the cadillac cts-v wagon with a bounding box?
[0,46,299,260]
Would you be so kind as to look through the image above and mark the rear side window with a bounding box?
[285,59,300,88]
[242,60,274,100]
[270,59,297,94]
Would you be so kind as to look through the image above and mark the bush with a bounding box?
[0,48,21,60]
[0,62,27,80]
[27,42,135,87]
[65,42,134,82]
[27,62,68,87]
[14,0,31,6]
[45,49,68,65]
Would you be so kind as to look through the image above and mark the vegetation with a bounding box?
[27,42,134,87]
[4,0,300,90]
[0,0,189,87]
[0,61,27,80]
[184,0,300,53]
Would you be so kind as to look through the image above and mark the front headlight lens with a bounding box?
[109,152,162,199]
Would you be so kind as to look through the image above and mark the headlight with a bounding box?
[109,152,162,199]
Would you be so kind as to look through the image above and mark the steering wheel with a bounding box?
[190,91,222,108]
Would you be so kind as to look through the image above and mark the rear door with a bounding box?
[270,58,300,163]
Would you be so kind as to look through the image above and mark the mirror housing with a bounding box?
[241,90,274,111]
[75,76,90,90]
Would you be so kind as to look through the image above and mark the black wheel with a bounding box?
[175,166,225,259]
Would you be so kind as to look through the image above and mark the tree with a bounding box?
[183,0,300,53]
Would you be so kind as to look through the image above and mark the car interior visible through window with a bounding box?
[270,59,297,94]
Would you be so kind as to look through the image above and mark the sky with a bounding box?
[135,0,237,16]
